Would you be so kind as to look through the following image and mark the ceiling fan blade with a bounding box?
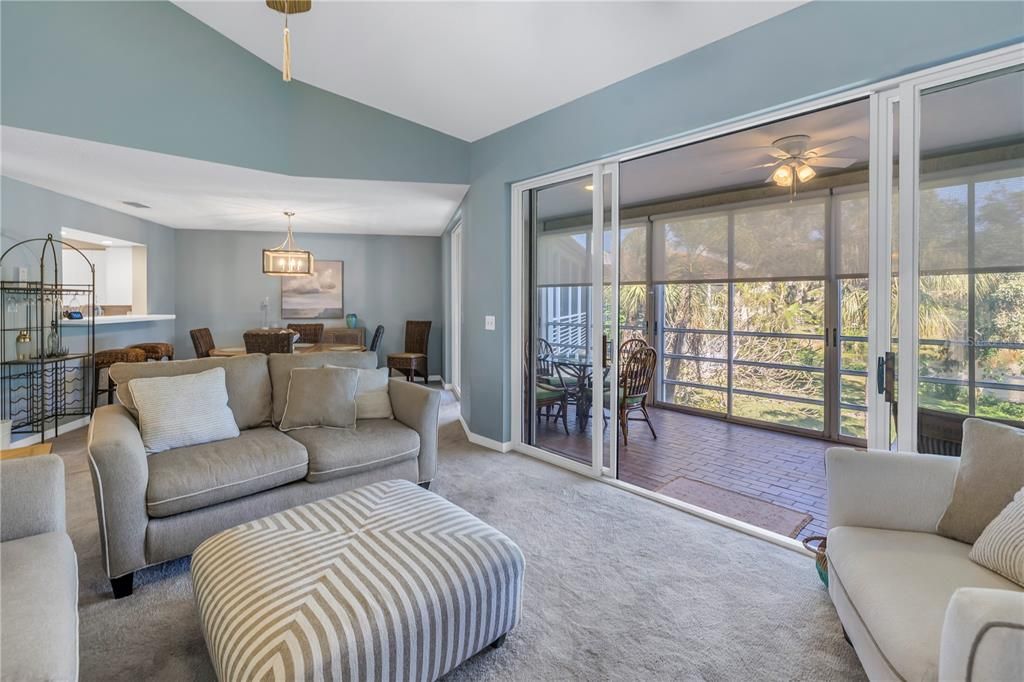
[805,136,864,158]
[721,161,781,175]
[805,156,860,168]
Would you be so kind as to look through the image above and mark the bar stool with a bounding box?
[94,348,146,407]
[129,342,174,361]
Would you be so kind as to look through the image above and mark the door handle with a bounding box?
[877,352,896,402]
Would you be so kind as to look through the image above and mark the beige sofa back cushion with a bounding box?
[268,351,378,425]
[109,354,272,430]
[937,418,1024,544]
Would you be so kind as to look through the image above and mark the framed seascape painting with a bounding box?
[281,260,343,319]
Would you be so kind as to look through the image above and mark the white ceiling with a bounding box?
[539,68,1024,219]
[1,127,469,236]
[173,0,806,141]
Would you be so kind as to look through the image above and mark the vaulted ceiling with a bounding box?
[174,1,806,141]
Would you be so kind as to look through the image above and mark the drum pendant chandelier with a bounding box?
[266,0,312,82]
[263,211,314,276]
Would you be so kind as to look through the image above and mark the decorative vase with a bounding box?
[346,313,358,329]
[15,329,32,361]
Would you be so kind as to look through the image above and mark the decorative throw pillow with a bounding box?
[333,366,393,420]
[279,366,358,431]
[127,367,240,454]
[969,487,1024,587]
[937,418,1024,544]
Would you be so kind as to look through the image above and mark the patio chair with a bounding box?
[618,337,647,365]
[616,346,658,445]
[523,350,569,434]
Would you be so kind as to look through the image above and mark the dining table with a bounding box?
[209,342,366,357]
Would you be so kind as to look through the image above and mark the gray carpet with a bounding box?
[51,393,864,681]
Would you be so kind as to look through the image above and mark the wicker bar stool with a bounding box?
[286,323,324,344]
[387,320,431,383]
[94,348,147,407]
[129,342,174,361]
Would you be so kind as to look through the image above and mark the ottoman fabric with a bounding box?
[192,479,524,682]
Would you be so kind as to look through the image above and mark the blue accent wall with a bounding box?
[1,1,470,184]
[458,1,1024,442]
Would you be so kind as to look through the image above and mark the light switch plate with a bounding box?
[485,315,496,331]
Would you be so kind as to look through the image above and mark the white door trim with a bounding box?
[450,222,463,398]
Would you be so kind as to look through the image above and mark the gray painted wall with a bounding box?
[457,1,1024,442]
[1,177,177,352]
[173,230,444,372]
[1,1,470,185]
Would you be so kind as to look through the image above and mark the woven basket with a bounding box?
[802,535,828,586]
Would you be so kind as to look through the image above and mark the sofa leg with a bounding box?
[110,573,134,599]
[418,481,430,490]
[490,634,507,650]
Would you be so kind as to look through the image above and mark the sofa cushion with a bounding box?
[146,427,308,517]
[970,487,1024,587]
[286,420,420,483]
[937,418,1024,544]
[110,353,272,430]
[0,532,78,682]
[279,367,359,431]
[129,367,240,454]
[827,526,1022,681]
[269,351,379,425]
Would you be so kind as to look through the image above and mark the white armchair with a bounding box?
[825,447,1023,682]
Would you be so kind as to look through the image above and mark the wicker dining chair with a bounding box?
[287,323,324,344]
[190,328,215,359]
[618,337,647,366]
[369,325,385,352]
[615,346,658,446]
[243,329,295,355]
[387,321,431,383]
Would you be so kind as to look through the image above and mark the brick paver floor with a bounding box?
[534,405,835,541]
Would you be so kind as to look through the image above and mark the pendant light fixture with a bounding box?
[263,211,314,276]
[266,0,312,82]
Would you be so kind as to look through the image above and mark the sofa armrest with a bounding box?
[87,405,149,578]
[389,379,441,484]
[0,454,66,542]
[940,588,1024,682]
[826,447,959,533]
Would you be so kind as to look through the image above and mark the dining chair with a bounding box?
[243,329,295,354]
[190,328,215,359]
[615,346,658,446]
[286,323,324,344]
[369,325,385,352]
[522,351,569,434]
[618,337,647,366]
[387,321,431,382]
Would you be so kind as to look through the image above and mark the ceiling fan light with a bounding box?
[771,164,794,187]
[796,163,817,183]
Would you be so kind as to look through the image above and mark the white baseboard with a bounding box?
[9,416,91,447]
[458,415,513,453]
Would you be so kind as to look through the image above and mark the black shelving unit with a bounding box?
[1,234,96,443]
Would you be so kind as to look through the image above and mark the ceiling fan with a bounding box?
[743,135,863,196]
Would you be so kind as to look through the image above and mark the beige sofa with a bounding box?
[88,351,440,598]
[0,454,79,681]
[826,447,1024,681]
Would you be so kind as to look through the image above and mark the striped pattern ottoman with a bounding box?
[191,480,524,681]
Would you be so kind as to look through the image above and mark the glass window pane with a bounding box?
[733,198,826,279]
[840,340,868,372]
[836,193,869,276]
[664,331,727,360]
[732,394,824,432]
[733,281,825,335]
[840,278,869,338]
[919,183,969,273]
[619,223,648,283]
[840,409,867,439]
[733,365,824,402]
[733,335,824,368]
[653,213,728,282]
[662,283,729,331]
[666,359,728,388]
[975,175,1024,269]
[537,229,591,286]
[665,384,727,413]
[975,387,1024,423]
